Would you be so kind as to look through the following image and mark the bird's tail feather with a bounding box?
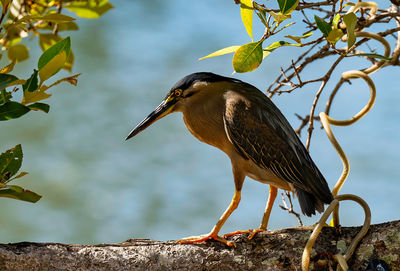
[295,187,325,217]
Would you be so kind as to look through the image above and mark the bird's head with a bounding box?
[125,72,240,140]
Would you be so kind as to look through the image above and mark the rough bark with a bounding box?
[0,220,399,271]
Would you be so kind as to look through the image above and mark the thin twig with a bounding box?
[279,192,303,226]
[295,114,320,135]
[306,54,346,150]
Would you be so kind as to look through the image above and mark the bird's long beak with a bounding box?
[125,97,176,140]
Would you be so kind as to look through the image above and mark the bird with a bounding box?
[126,72,333,246]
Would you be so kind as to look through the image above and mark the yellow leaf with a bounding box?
[17,14,75,23]
[21,73,80,105]
[64,50,74,72]
[60,73,80,86]
[327,28,344,44]
[46,73,81,89]
[263,50,272,59]
[7,79,26,87]
[41,13,76,23]
[343,2,355,8]
[240,0,253,41]
[285,32,313,44]
[10,171,28,180]
[22,85,51,105]
[269,11,291,24]
[332,14,341,29]
[199,46,240,60]
[39,33,59,51]
[0,61,15,74]
[285,35,301,44]
[38,50,67,82]
[7,44,29,62]
[66,2,114,19]
[0,0,11,8]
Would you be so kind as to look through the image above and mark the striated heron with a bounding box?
[126,72,333,246]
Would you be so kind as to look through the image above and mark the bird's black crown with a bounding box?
[171,72,242,91]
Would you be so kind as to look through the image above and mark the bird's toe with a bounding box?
[178,233,235,247]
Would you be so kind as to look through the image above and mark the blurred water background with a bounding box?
[0,1,399,244]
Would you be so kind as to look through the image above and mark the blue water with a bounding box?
[0,1,399,244]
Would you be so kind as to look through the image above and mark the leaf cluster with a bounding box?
[201,0,391,73]
[0,0,112,203]
[201,0,302,73]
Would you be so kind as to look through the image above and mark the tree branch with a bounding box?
[0,220,399,270]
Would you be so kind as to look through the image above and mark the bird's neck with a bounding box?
[180,90,232,154]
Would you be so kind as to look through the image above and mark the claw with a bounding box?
[178,233,235,247]
[224,229,265,240]
[223,230,253,238]
[248,229,264,239]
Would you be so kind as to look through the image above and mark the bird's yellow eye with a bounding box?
[174,89,182,97]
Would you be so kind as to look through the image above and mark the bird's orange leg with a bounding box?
[178,189,241,247]
[224,185,278,239]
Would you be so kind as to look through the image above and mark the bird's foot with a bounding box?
[224,228,265,240]
[178,232,235,247]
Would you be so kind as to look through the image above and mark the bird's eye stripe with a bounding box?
[183,91,195,98]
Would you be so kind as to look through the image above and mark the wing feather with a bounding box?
[223,88,333,205]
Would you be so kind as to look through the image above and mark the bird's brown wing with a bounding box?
[223,88,333,207]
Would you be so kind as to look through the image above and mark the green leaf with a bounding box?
[38,36,71,82]
[284,32,313,44]
[39,34,74,71]
[23,70,38,93]
[314,15,332,37]
[263,40,299,59]
[326,28,343,44]
[277,0,299,15]
[347,53,392,61]
[0,185,41,203]
[264,40,298,51]
[27,102,50,113]
[0,101,30,121]
[343,12,357,48]
[66,1,113,19]
[199,46,240,60]
[38,36,70,69]
[0,89,11,104]
[0,74,18,89]
[0,144,22,182]
[232,41,263,73]
[7,44,29,63]
[240,0,253,41]
[332,14,341,29]
[256,9,268,26]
